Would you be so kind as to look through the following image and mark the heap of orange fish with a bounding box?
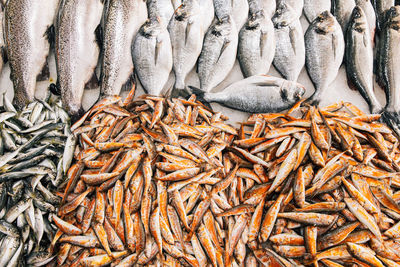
[50,91,400,266]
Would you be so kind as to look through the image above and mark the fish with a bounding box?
[303,0,331,23]
[260,0,277,18]
[168,0,205,94]
[191,75,305,113]
[147,0,174,27]
[272,3,305,82]
[276,0,303,18]
[372,0,395,32]
[55,0,104,119]
[5,0,58,109]
[355,0,377,41]
[345,6,382,113]
[305,11,345,104]
[196,15,238,93]
[199,0,214,30]
[132,17,173,96]
[231,0,249,30]
[99,0,147,97]
[238,8,276,77]
[332,0,356,31]
[0,5,6,78]
[380,6,400,136]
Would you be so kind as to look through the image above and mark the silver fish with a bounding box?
[55,0,103,119]
[232,0,249,30]
[332,0,356,31]
[380,6,400,136]
[132,18,173,96]
[355,0,377,41]
[0,236,19,266]
[197,16,238,92]
[345,6,382,113]
[168,0,205,93]
[272,3,305,82]
[100,0,147,97]
[261,0,277,18]
[305,11,344,104]
[276,0,303,18]
[5,0,58,109]
[238,9,276,77]
[372,0,395,32]
[192,75,305,113]
[200,0,215,30]
[147,0,174,27]
[214,0,233,21]
[303,0,331,23]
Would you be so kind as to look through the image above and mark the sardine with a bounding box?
[197,16,238,92]
[332,0,356,31]
[380,6,400,136]
[168,0,205,93]
[5,0,58,108]
[238,9,275,77]
[272,3,305,82]
[100,0,147,97]
[192,75,305,113]
[55,0,104,119]
[305,11,344,104]
[132,18,173,96]
[345,6,382,113]
[303,0,331,23]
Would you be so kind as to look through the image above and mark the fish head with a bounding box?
[246,13,263,29]
[212,16,233,36]
[174,4,190,21]
[349,6,368,33]
[140,18,162,37]
[272,2,296,28]
[313,11,336,35]
[384,6,400,31]
[280,80,306,104]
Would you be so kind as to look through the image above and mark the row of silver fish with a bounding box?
[0,92,74,266]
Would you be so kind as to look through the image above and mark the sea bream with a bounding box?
[147,0,174,27]
[345,6,382,113]
[191,75,305,113]
[380,6,400,136]
[132,17,173,96]
[168,0,205,94]
[55,0,104,119]
[332,0,356,32]
[261,0,277,18]
[238,6,276,77]
[100,0,147,98]
[5,0,58,109]
[305,11,344,104]
[303,0,331,23]
[276,0,303,18]
[200,0,214,30]
[197,15,238,93]
[272,3,305,82]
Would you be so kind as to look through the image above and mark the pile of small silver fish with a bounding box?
[50,88,400,266]
[0,92,74,266]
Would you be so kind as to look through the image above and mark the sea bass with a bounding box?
[132,18,173,96]
[55,0,103,119]
[305,11,344,104]
[100,0,147,97]
[238,8,275,77]
[345,6,382,113]
[332,0,356,31]
[168,0,205,94]
[380,6,400,136]
[197,16,238,93]
[5,0,58,109]
[304,0,331,23]
[192,75,305,113]
[355,0,376,42]
[272,3,305,82]
[372,0,395,32]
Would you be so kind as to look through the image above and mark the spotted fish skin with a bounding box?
[5,0,58,109]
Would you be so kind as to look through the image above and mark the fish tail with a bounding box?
[188,86,212,109]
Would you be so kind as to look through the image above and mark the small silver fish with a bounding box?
[192,75,305,113]
[305,11,344,104]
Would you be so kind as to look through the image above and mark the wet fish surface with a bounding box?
[5,0,58,109]
[147,0,174,27]
[372,0,395,32]
[276,0,303,18]
[100,0,147,98]
[332,0,356,32]
[55,0,104,119]
[303,0,331,22]
[305,11,345,104]
[272,3,305,82]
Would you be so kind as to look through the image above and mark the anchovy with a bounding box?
[380,6,400,136]
[55,0,104,119]
[5,0,58,109]
[197,16,238,92]
[132,17,173,96]
[332,0,356,31]
[305,11,345,104]
[168,0,205,94]
[100,0,147,97]
[238,8,275,77]
[303,0,331,23]
[345,6,382,113]
[272,3,305,82]
[192,75,305,113]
